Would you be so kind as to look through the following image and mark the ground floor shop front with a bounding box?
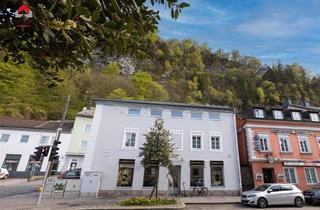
[250,161,320,190]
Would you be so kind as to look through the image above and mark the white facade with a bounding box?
[82,99,241,196]
[0,127,71,177]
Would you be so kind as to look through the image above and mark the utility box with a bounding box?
[80,171,101,197]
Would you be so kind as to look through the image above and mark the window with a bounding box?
[210,132,222,152]
[0,134,10,143]
[209,112,220,120]
[151,109,162,117]
[310,113,320,122]
[280,184,293,191]
[273,110,283,119]
[117,159,135,187]
[1,154,21,171]
[191,131,203,150]
[20,135,29,143]
[304,168,318,184]
[298,136,311,153]
[128,108,141,115]
[170,130,183,150]
[292,112,301,120]
[79,140,88,149]
[284,168,297,184]
[143,165,157,187]
[255,134,270,152]
[211,161,224,186]
[191,111,202,119]
[269,185,280,192]
[84,124,92,133]
[122,128,138,149]
[278,135,291,152]
[254,109,264,118]
[190,161,204,186]
[39,136,49,145]
[171,110,183,118]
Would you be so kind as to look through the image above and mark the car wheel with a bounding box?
[3,175,8,180]
[258,198,268,208]
[295,197,304,207]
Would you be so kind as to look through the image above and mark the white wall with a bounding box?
[83,101,240,193]
[0,128,71,174]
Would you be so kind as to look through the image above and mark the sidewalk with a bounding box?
[180,196,240,204]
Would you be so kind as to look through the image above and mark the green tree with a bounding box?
[139,118,176,198]
[107,88,129,99]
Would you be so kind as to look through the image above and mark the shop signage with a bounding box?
[271,129,311,134]
[283,161,320,167]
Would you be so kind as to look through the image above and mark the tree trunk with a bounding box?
[155,164,160,198]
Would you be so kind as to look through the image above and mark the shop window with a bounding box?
[304,168,318,184]
[190,161,204,186]
[2,154,21,171]
[284,168,297,184]
[117,159,135,187]
[143,165,157,187]
[210,161,224,186]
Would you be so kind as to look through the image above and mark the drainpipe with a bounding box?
[233,110,243,193]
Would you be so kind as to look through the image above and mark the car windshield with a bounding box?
[254,184,272,191]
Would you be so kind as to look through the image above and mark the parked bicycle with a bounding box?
[191,179,209,196]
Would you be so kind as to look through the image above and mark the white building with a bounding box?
[63,108,94,171]
[82,99,242,196]
[0,117,73,177]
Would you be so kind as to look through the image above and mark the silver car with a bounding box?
[241,183,305,208]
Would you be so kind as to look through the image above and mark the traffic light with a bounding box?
[33,146,43,161]
[49,140,61,161]
[42,146,50,157]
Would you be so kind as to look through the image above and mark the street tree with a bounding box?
[139,118,176,198]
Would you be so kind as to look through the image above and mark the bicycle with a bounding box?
[191,179,209,196]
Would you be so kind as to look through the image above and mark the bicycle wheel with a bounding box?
[201,187,209,196]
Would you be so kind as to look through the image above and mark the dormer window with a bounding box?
[273,110,283,119]
[310,113,320,122]
[254,109,264,118]
[291,112,301,121]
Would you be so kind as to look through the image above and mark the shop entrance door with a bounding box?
[169,165,181,195]
[262,168,275,183]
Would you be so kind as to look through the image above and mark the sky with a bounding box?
[154,0,320,74]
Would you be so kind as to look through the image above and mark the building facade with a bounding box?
[63,108,94,171]
[237,101,320,191]
[82,99,241,196]
[0,117,73,177]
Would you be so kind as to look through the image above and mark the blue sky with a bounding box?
[154,0,320,74]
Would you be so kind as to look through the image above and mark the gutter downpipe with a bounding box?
[233,110,243,193]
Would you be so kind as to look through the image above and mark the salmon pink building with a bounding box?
[237,100,320,191]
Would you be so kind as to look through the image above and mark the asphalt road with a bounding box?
[185,203,320,210]
[0,178,39,198]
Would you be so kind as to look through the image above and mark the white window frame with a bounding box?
[310,113,320,122]
[122,128,139,149]
[190,131,203,151]
[273,110,283,119]
[150,109,162,117]
[191,111,203,120]
[170,130,183,150]
[20,135,29,143]
[254,109,264,118]
[278,135,292,153]
[291,111,301,121]
[209,131,223,152]
[209,112,221,121]
[128,108,141,116]
[298,136,312,153]
[0,134,10,143]
[257,134,271,152]
[283,167,298,184]
[79,140,88,150]
[304,167,318,185]
[83,123,92,133]
[39,136,49,145]
[171,110,183,118]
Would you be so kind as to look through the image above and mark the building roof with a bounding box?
[94,98,234,112]
[77,108,95,118]
[0,117,74,132]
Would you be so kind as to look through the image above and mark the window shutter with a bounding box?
[255,135,261,151]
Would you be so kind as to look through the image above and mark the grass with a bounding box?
[120,197,177,206]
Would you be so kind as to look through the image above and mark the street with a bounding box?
[185,204,320,210]
[0,178,40,198]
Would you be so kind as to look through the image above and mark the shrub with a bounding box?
[120,197,177,206]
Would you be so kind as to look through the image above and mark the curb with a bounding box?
[183,201,241,205]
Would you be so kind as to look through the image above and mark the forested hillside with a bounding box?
[1,36,319,120]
